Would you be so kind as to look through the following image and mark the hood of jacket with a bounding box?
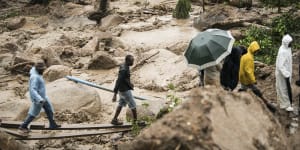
[281,34,293,49]
[30,67,39,76]
[247,41,260,54]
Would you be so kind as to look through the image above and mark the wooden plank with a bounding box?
[0,127,28,138]
[0,121,45,129]
[1,121,146,130]
[41,122,133,130]
[16,129,131,140]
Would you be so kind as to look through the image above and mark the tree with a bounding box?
[88,0,109,24]
[173,0,191,19]
[99,0,109,13]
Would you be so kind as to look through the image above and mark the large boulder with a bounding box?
[193,4,261,30]
[41,47,63,66]
[43,65,72,82]
[132,49,198,91]
[45,78,102,114]
[6,18,26,30]
[9,52,36,75]
[121,87,287,150]
[79,37,99,57]
[125,105,155,121]
[26,32,64,50]
[0,100,30,120]
[101,14,124,29]
[0,130,30,150]
[87,52,118,69]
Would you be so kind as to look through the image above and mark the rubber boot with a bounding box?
[43,104,60,129]
[131,108,137,123]
[19,115,35,133]
[111,106,123,125]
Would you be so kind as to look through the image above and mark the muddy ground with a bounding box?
[0,0,299,150]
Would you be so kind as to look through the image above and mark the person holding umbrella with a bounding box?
[184,29,235,86]
[275,34,294,111]
[220,46,247,91]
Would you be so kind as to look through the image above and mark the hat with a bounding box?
[35,62,46,70]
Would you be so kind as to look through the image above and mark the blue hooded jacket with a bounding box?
[28,67,53,117]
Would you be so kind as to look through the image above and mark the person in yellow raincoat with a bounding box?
[239,41,260,88]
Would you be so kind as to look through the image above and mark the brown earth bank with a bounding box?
[0,0,299,149]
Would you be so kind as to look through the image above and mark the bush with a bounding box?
[259,0,299,7]
[236,10,300,65]
[173,0,191,19]
[236,26,277,64]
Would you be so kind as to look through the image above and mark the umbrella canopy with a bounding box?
[184,29,235,70]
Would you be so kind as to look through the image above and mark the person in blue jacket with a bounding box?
[19,62,60,133]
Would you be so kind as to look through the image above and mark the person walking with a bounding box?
[220,46,246,91]
[275,34,294,111]
[111,55,137,125]
[238,41,276,112]
[19,62,60,134]
[239,41,261,92]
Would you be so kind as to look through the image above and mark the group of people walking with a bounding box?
[202,34,299,113]
[18,55,138,134]
[18,33,299,134]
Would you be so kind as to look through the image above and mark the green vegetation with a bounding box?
[173,0,191,19]
[236,10,300,64]
[128,102,155,136]
[259,0,300,12]
[157,83,182,119]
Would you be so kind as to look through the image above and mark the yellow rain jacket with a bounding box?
[239,41,260,85]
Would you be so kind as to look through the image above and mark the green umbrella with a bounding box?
[184,29,235,70]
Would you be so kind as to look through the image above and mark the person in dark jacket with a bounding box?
[111,55,136,125]
[220,46,246,91]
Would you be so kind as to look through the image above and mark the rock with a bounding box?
[96,31,113,40]
[193,5,261,30]
[6,18,26,30]
[41,47,63,66]
[45,78,101,114]
[1,43,20,54]
[0,54,13,68]
[26,32,64,50]
[9,53,36,75]
[121,87,287,150]
[80,37,99,56]
[0,0,8,8]
[43,65,72,82]
[101,14,124,29]
[132,49,197,91]
[0,100,30,121]
[230,29,244,40]
[0,130,30,150]
[166,42,188,55]
[87,52,118,69]
[125,105,155,121]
